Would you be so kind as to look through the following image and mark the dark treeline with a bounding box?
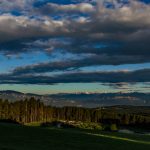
[0,98,150,128]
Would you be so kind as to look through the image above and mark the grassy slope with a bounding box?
[0,123,150,150]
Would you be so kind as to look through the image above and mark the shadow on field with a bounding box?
[0,123,150,150]
[0,148,15,150]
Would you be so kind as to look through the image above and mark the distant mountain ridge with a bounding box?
[0,90,150,107]
[0,90,24,95]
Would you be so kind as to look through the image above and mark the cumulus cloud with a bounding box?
[37,3,94,14]
[0,14,70,55]
[0,14,67,42]
[0,0,149,56]
[0,0,34,12]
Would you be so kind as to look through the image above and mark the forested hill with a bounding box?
[0,98,150,130]
[0,90,150,107]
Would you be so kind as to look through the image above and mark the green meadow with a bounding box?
[0,123,149,150]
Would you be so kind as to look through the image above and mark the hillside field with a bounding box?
[0,123,149,150]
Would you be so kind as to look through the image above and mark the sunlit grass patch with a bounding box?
[86,132,150,145]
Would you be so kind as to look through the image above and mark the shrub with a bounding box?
[110,124,118,131]
[41,121,75,128]
[76,122,103,130]
[0,119,20,125]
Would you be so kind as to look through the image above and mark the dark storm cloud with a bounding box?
[102,82,131,90]
[0,69,150,84]
[12,54,150,75]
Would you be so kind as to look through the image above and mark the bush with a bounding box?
[110,124,118,131]
[103,124,118,131]
[0,119,20,125]
[76,122,103,130]
[41,121,75,128]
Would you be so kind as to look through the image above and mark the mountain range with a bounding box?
[0,90,150,107]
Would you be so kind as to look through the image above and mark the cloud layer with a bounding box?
[0,69,150,84]
[0,0,149,88]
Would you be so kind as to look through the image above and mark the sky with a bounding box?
[0,0,150,94]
